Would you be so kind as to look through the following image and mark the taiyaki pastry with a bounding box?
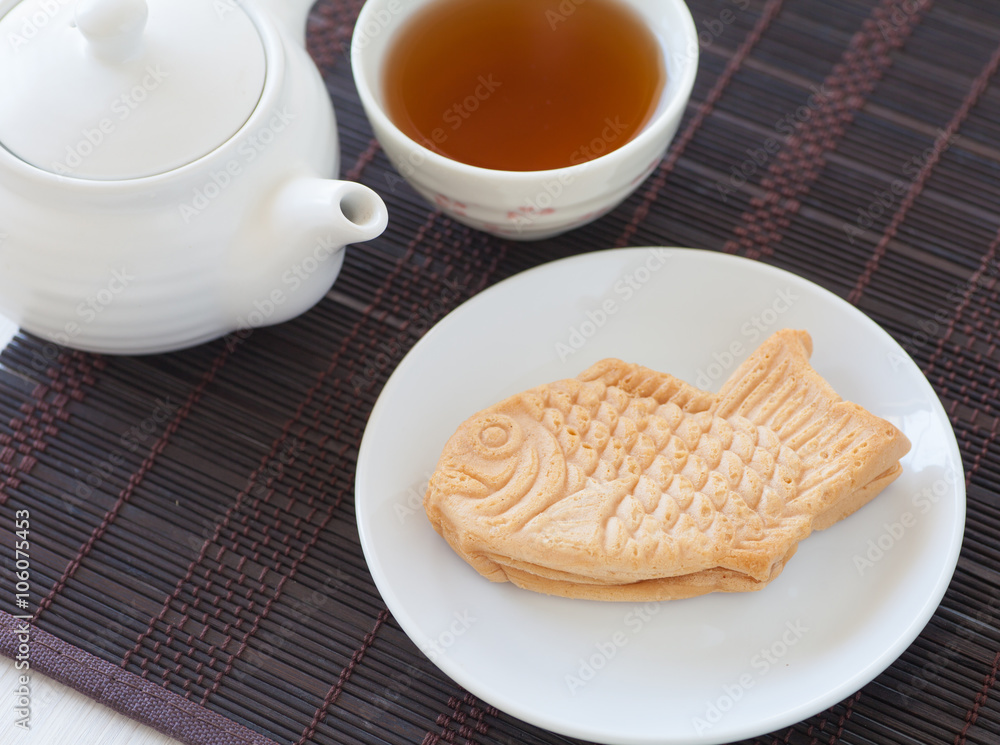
[424,329,910,601]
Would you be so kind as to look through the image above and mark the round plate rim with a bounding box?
[355,247,966,745]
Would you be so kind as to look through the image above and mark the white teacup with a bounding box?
[351,0,698,240]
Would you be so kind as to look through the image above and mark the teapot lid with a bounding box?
[0,0,266,180]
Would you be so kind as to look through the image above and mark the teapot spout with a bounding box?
[273,177,388,249]
[258,0,318,43]
[240,176,386,325]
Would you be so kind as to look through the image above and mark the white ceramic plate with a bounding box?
[355,248,965,745]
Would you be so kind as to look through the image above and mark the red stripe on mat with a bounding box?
[752,692,860,745]
[422,692,499,745]
[0,612,280,745]
[724,0,932,260]
[954,649,1000,745]
[0,351,99,503]
[829,690,862,743]
[736,2,932,742]
[924,228,999,486]
[306,0,368,76]
[32,348,232,623]
[189,228,508,705]
[615,0,787,249]
[345,138,382,182]
[191,219,485,702]
[121,225,430,678]
[122,213,509,722]
[964,413,1000,489]
[119,149,432,684]
[923,231,1000,384]
[195,450,351,706]
[848,40,1000,305]
[295,608,391,744]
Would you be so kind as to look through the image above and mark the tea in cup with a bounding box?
[352,0,698,240]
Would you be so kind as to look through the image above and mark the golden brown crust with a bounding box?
[424,330,911,601]
[501,565,772,601]
[810,463,903,531]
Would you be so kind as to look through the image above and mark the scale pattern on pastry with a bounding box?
[424,330,911,601]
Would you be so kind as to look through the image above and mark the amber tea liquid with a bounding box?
[382,0,665,171]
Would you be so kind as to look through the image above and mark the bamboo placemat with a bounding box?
[2,0,999,743]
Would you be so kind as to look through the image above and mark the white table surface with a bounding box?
[0,656,181,744]
[0,316,16,352]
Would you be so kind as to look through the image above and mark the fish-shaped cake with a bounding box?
[424,329,911,601]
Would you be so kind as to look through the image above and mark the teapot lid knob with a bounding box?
[76,0,149,63]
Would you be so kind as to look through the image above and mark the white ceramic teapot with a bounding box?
[0,0,388,354]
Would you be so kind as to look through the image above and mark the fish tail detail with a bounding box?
[715,330,824,424]
[714,329,911,526]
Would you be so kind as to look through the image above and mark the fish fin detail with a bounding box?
[715,329,911,523]
[578,359,714,412]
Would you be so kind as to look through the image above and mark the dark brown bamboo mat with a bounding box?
[1,0,999,743]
